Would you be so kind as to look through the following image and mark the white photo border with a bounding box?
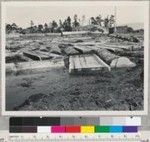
[1,1,149,116]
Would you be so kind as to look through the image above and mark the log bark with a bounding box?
[116,50,143,58]
[94,48,120,65]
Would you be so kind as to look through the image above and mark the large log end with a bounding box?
[110,57,136,68]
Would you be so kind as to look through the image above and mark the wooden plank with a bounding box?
[69,54,110,74]
[85,55,99,68]
[79,55,88,69]
[75,55,82,69]
[69,56,75,73]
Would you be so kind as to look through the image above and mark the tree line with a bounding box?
[6,14,116,34]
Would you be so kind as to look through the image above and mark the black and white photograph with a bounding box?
[1,1,149,115]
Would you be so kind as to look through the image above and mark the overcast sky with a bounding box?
[3,1,147,28]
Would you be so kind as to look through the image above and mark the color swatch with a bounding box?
[65,126,80,133]
[10,125,138,133]
[51,126,65,133]
[9,117,140,133]
[81,126,95,133]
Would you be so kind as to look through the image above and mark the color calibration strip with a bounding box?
[39,126,138,133]
[9,117,141,133]
[10,117,141,126]
[10,126,138,133]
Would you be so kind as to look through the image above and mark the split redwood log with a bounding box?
[94,48,120,65]
[116,50,144,58]
[94,48,136,68]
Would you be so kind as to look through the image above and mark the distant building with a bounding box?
[116,26,128,33]
[108,25,134,34]
[116,26,133,33]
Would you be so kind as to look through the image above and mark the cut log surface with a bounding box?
[110,57,136,68]
[69,54,110,73]
[94,48,136,68]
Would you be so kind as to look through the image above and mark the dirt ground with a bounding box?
[6,33,144,111]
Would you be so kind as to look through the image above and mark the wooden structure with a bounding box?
[23,51,61,60]
[69,53,110,74]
